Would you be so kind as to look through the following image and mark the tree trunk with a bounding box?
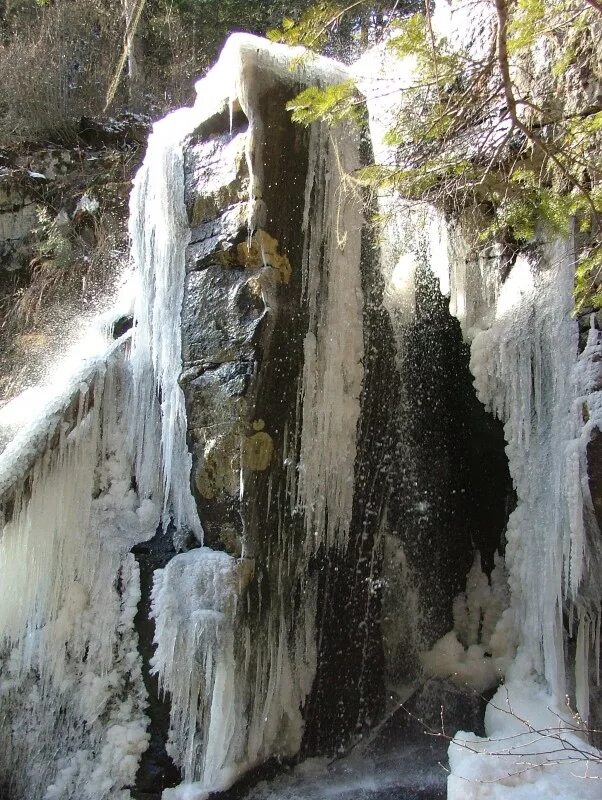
[123,0,142,107]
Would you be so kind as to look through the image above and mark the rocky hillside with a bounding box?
[0,115,148,417]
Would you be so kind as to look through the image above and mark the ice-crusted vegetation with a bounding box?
[448,678,602,799]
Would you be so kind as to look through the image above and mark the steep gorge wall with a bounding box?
[0,115,147,436]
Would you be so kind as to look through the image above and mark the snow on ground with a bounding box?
[448,676,602,799]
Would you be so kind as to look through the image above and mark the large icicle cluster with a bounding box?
[430,223,602,796]
[0,352,158,800]
[151,548,242,789]
[129,107,204,539]
[152,551,317,799]
[294,121,364,554]
[469,240,601,706]
[396,207,602,798]
[570,321,602,718]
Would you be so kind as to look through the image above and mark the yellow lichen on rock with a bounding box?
[196,421,275,498]
[242,419,274,471]
[214,246,237,268]
[236,229,292,284]
[195,434,241,500]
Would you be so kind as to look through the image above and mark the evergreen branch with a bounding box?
[584,0,602,15]
[307,0,370,47]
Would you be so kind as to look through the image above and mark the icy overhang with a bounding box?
[0,336,129,505]
[192,34,350,233]
[194,32,348,117]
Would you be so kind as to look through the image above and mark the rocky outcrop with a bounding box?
[174,49,380,766]
[165,35,514,783]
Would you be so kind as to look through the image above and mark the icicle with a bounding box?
[151,549,317,794]
[467,231,602,712]
[295,121,364,554]
[151,548,242,787]
[128,105,204,539]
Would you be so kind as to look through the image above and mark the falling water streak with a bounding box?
[296,121,365,555]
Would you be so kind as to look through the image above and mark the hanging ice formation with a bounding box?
[128,105,204,539]
[0,343,157,800]
[417,237,602,710]
[294,121,363,554]
[412,144,602,731]
[440,228,602,800]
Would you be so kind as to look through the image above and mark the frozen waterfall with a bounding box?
[0,27,601,800]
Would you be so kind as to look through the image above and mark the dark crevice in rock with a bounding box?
[587,426,602,533]
[386,246,515,654]
[190,106,248,145]
[111,314,133,339]
[131,526,182,799]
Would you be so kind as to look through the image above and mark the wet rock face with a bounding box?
[177,77,388,759]
[182,266,263,366]
[392,259,513,637]
[181,122,255,556]
[132,527,182,798]
[180,94,306,560]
